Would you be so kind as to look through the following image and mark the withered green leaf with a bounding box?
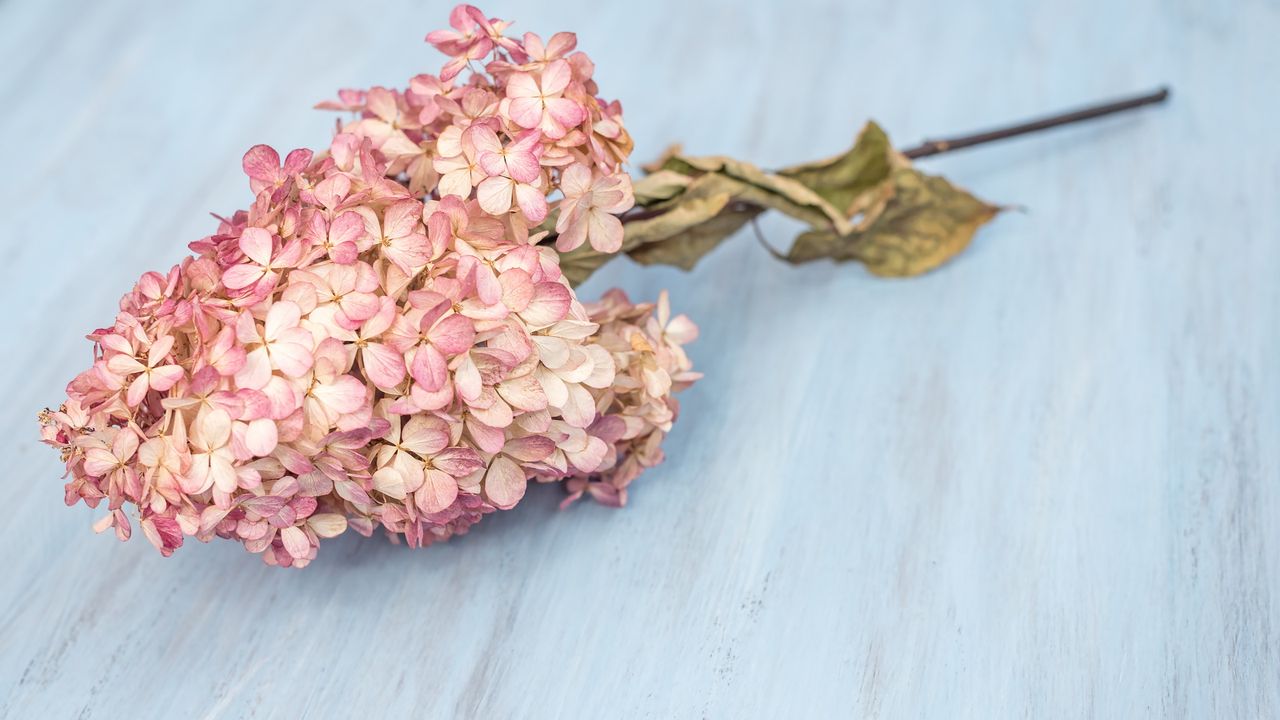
[775,121,1000,276]
[557,120,1000,286]
[649,152,852,235]
[628,203,762,270]
[632,169,693,204]
[787,166,1000,276]
[778,121,894,215]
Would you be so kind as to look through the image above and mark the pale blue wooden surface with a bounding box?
[2,1,1278,717]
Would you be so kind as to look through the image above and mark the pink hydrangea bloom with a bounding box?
[562,290,701,508]
[39,5,695,568]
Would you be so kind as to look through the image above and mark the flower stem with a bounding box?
[899,86,1170,159]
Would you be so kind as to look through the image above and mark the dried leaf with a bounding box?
[651,153,852,235]
[778,121,894,215]
[632,169,693,203]
[556,120,1000,286]
[628,203,762,270]
[787,166,999,276]
[623,178,736,248]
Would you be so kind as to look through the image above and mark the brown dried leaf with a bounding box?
[559,121,999,286]
[652,154,852,235]
[632,169,693,204]
[778,121,895,215]
[787,166,999,276]
[628,203,763,270]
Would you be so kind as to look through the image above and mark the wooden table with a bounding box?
[2,1,1276,717]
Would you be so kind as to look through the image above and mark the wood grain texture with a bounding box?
[1,0,1277,717]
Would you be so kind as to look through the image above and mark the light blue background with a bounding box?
[2,1,1277,717]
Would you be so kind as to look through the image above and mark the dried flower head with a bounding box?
[39,5,697,567]
[563,290,701,508]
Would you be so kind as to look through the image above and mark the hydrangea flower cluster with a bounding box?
[564,290,701,508]
[38,5,697,567]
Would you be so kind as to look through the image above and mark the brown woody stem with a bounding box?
[899,87,1170,159]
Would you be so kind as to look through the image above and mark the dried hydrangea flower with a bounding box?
[38,5,698,567]
[562,290,701,508]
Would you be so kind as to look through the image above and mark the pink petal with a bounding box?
[238,227,274,266]
[83,448,120,476]
[504,151,541,184]
[559,382,597,428]
[383,200,422,239]
[261,376,299,420]
[476,176,514,215]
[337,292,381,326]
[280,525,311,559]
[666,315,699,345]
[373,466,408,500]
[149,365,184,391]
[236,388,272,420]
[540,59,572,95]
[148,335,175,363]
[454,353,482,402]
[235,347,272,390]
[545,97,585,128]
[554,212,588,252]
[433,446,485,477]
[242,145,280,183]
[483,455,527,509]
[307,513,347,538]
[106,354,147,376]
[199,409,233,448]
[416,468,459,514]
[507,97,544,129]
[567,435,610,474]
[400,416,450,456]
[504,435,555,463]
[126,374,150,406]
[330,242,359,265]
[409,344,448,392]
[362,343,406,389]
[282,148,313,174]
[222,264,265,291]
[270,341,314,378]
[429,314,476,354]
[504,72,540,101]
[477,150,509,178]
[466,416,506,454]
[244,418,279,457]
[314,375,366,414]
[386,233,431,272]
[558,163,592,199]
[500,269,534,311]
[514,183,548,223]
[330,211,366,244]
[438,169,474,198]
[313,174,351,209]
[409,377,455,411]
[497,373,548,411]
[141,515,184,557]
[211,455,239,493]
[473,265,502,306]
[365,87,398,123]
[522,282,571,327]
[265,301,301,339]
[470,393,513,428]
[587,210,624,253]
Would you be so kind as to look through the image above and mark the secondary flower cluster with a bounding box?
[563,290,700,508]
[38,5,697,567]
